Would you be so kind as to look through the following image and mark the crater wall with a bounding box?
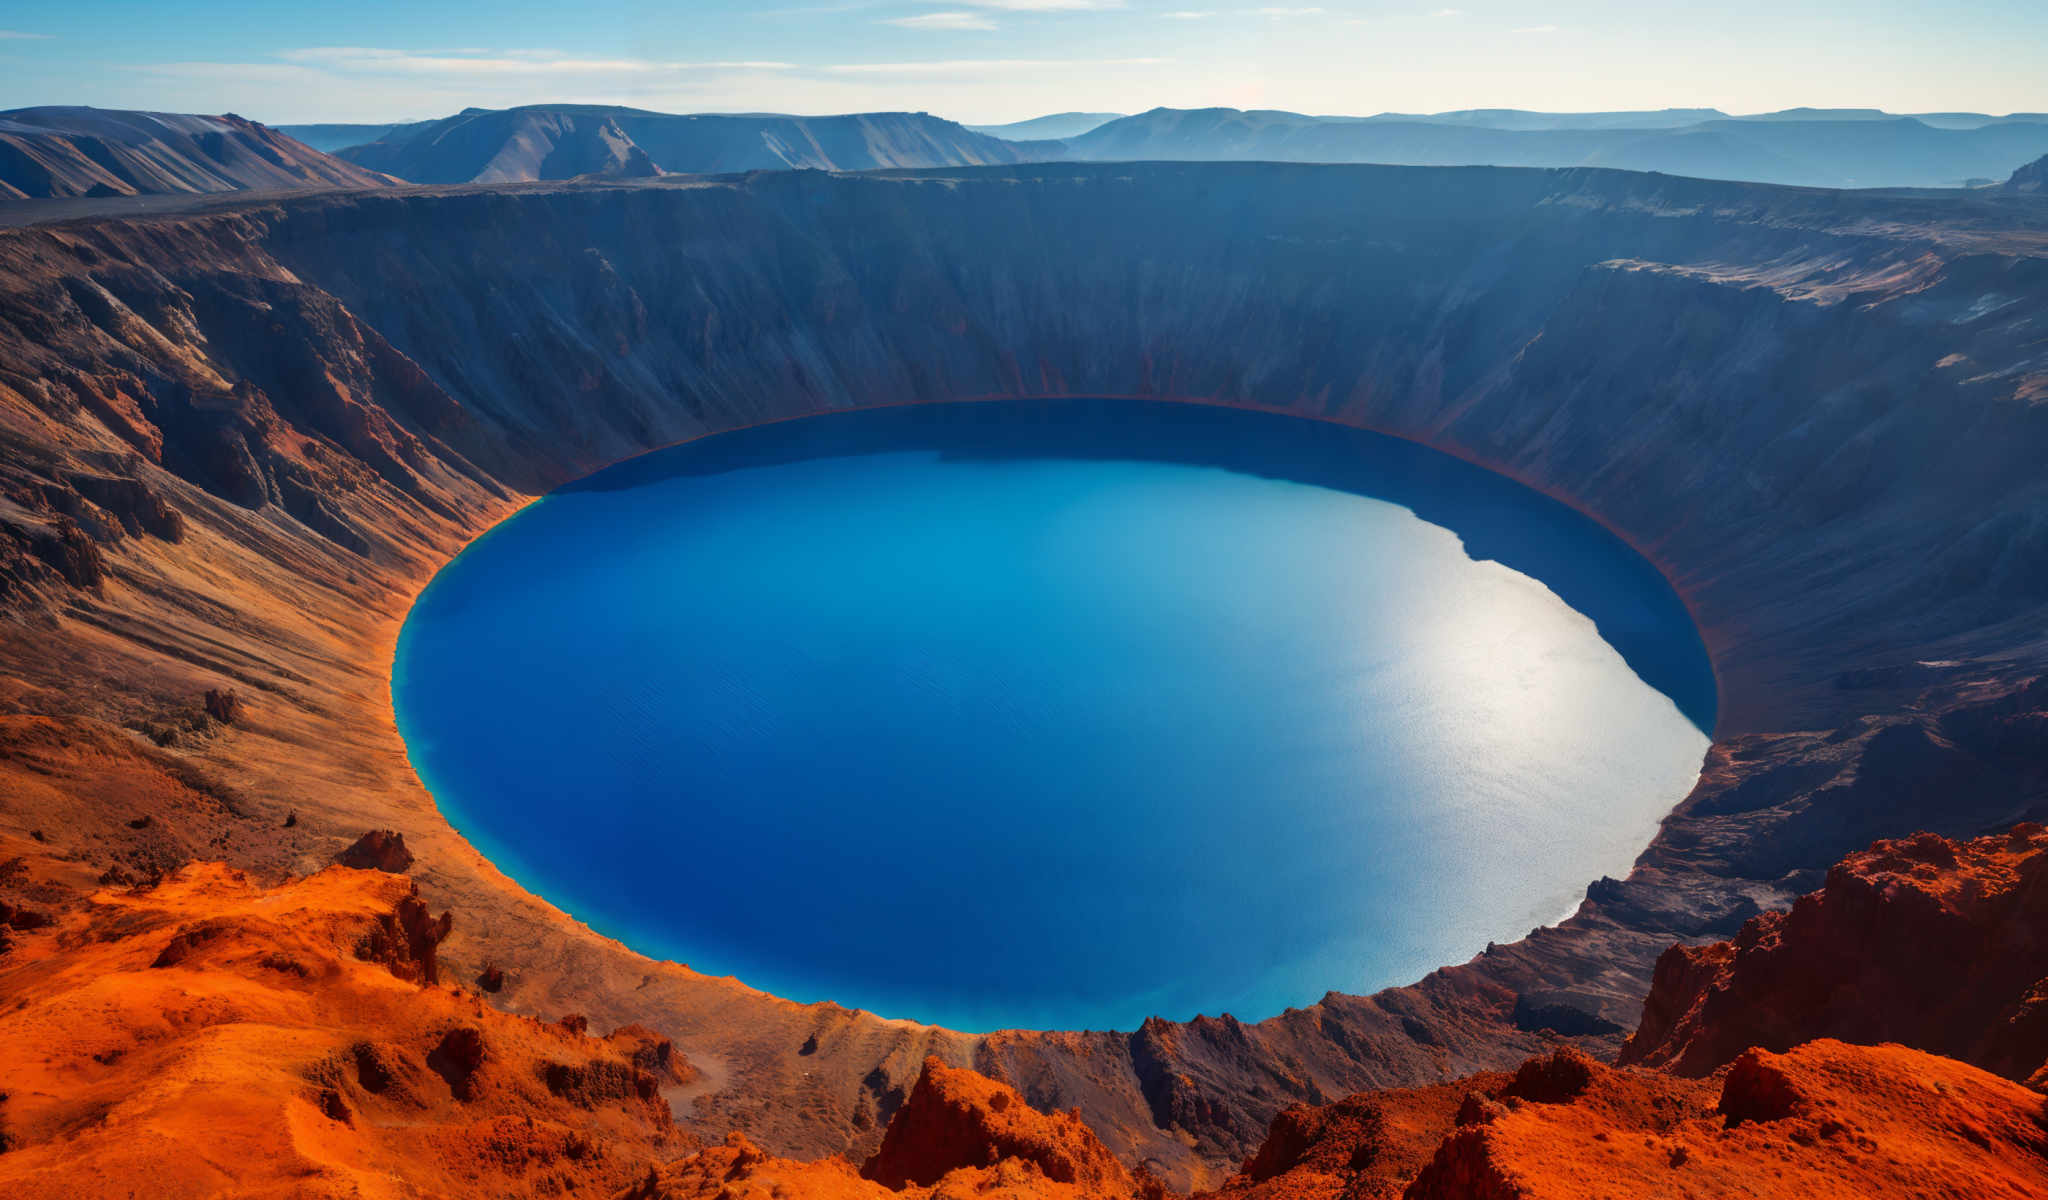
[1,164,2045,1186]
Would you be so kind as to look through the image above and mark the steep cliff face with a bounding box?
[0,164,2046,1186]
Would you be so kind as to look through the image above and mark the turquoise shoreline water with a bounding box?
[393,400,1714,1033]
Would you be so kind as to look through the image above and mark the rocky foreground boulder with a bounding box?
[629,1058,1163,1199]
[1621,823,2048,1082]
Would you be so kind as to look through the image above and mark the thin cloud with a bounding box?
[1245,6,1326,14]
[953,0,1125,8]
[275,48,795,74]
[827,56,1167,73]
[1164,10,1209,16]
[1513,23,1559,33]
[1432,7,1463,15]
[754,1,887,12]
[884,11,1001,28]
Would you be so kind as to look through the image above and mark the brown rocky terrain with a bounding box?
[0,163,2045,1187]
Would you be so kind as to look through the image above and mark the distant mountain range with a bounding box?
[0,106,392,199]
[272,122,405,153]
[1338,107,1731,131]
[282,110,1129,155]
[325,106,1052,184]
[963,112,1124,141]
[1060,107,2048,188]
[12,103,2048,201]
[303,104,2048,191]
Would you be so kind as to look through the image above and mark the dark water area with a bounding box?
[395,399,1715,1032]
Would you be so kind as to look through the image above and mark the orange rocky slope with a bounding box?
[8,826,2048,1199]
[0,831,1160,1199]
[0,835,693,1198]
[1212,1039,2048,1200]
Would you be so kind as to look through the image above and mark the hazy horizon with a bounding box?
[2,1,2043,126]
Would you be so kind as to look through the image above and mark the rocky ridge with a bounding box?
[2011,153,2048,194]
[0,106,395,199]
[1621,821,2048,1082]
[336,106,1051,184]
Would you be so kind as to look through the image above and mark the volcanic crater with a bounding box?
[1,162,2045,1188]
[388,396,1716,1036]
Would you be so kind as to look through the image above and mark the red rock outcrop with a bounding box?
[1620,824,2048,1082]
[610,1023,700,1087]
[1205,1040,2048,1200]
[336,828,418,873]
[627,1058,1158,1200]
[1224,1072,1509,1200]
[202,685,240,724]
[863,1057,1145,1192]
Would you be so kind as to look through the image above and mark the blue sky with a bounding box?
[1,1,2043,125]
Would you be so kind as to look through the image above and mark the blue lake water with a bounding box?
[393,399,1715,1033]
